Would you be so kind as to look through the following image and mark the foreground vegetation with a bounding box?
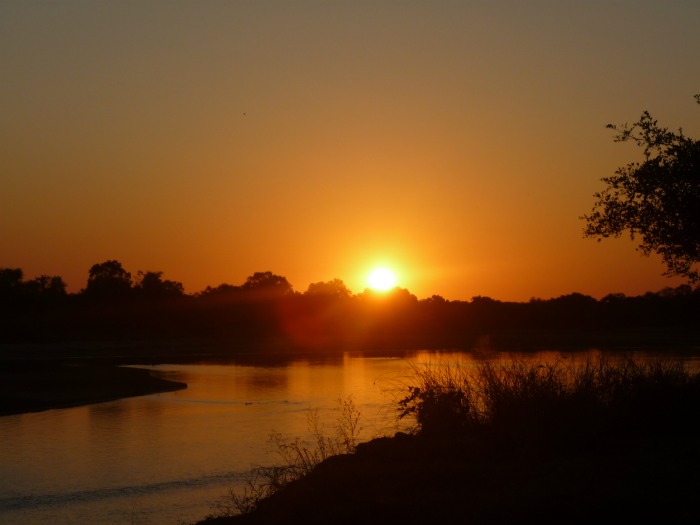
[199,356,700,524]
[398,356,700,448]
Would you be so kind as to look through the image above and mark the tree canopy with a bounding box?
[1,260,699,347]
[85,260,133,299]
[134,271,185,298]
[304,279,352,299]
[241,271,294,298]
[583,95,700,283]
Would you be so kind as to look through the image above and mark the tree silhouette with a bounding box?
[0,268,24,296]
[241,271,294,298]
[583,95,700,283]
[24,275,67,299]
[134,271,185,298]
[304,279,352,299]
[84,260,133,299]
[0,268,66,305]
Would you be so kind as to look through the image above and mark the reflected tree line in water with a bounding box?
[1,260,699,350]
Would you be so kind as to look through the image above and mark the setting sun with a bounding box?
[367,268,397,291]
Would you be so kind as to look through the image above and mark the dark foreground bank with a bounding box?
[197,357,700,525]
[197,431,699,525]
[0,362,186,416]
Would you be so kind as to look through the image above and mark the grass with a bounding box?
[197,355,700,524]
[210,396,362,519]
[398,355,700,452]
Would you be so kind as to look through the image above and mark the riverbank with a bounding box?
[197,357,700,525]
[199,430,699,525]
[0,362,186,416]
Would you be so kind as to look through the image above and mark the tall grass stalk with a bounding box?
[398,356,700,451]
[216,396,362,517]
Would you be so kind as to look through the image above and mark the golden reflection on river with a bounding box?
[2,348,699,525]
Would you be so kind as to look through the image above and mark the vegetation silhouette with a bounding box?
[197,356,700,525]
[212,397,362,518]
[583,94,700,282]
[84,259,133,300]
[0,260,699,353]
[134,270,185,299]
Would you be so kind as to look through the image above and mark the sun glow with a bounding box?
[367,268,397,291]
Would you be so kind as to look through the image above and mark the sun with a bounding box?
[367,268,397,291]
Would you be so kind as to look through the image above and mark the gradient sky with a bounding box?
[2,1,699,301]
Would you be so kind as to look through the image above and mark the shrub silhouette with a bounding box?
[399,356,700,451]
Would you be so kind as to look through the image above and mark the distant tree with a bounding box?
[583,95,700,283]
[550,292,597,306]
[241,271,294,298]
[601,292,627,304]
[304,279,352,299]
[84,260,132,299]
[422,295,449,306]
[196,283,240,298]
[359,287,418,309]
[0,269,67,302]
[134,271,185,299]
[0,268,24,293]
[470,295,500,306]
[24,275,67,299]
[657,284,694,297]
[387,287,419,304]
[0,268,25,306]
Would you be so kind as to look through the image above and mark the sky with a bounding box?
[2,0,699,301]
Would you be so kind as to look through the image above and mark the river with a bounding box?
[1,348,698,525]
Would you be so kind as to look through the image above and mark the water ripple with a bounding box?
[0,470,245,512]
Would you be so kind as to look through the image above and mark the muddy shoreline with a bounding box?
[0,362,186,416]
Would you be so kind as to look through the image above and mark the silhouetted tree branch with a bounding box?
[582,95,700,283]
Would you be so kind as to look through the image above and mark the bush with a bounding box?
[398,356,700,451]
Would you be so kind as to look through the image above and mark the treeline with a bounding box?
[1,260,699,351]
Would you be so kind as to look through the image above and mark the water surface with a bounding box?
[1,348,697,524]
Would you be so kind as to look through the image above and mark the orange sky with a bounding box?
[2,1,698,301]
